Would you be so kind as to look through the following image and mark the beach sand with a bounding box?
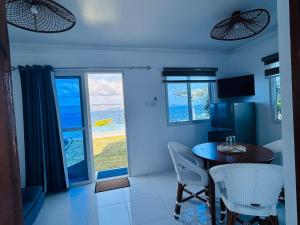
[92,134,128,171]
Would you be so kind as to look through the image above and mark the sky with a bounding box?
[87,73,125,111]
[55,78,81,107]
[55,73,125,112]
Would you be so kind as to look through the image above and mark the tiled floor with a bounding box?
[33,170,286,225]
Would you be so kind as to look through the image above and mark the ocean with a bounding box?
[168,104,209,122]
[60,104,208,138]
[59,105,126,138]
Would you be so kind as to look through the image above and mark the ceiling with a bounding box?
[8,0,278,52]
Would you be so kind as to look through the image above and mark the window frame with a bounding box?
[270,76,282,123]
[165,82,214,126]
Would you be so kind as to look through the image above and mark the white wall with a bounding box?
[277,0,298,224]
[223,32,282,145]
[10,44,230,182]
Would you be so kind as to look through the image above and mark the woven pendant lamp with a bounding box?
[210,9,270,41]
[5,0,76,33]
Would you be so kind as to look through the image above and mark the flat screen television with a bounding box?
[217,75,255,98]
[210,103,234,129]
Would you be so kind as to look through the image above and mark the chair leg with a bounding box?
[174,183,184,219]
[268,216,279,225]
[226,211,232,225]
[219,198,226,224]
[279,188,285,203]
[226,211,236,225]
[204,185,213,216]
[258,218,270,225]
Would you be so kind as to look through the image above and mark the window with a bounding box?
[166,82,213,124]
[262,53,281,121]
[163,67,217,124]
[271,76,282,121]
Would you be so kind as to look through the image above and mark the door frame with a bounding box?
[289,0,300,221]
[0,1,23,224]
[84,70,131,181]
[53,69,131,184]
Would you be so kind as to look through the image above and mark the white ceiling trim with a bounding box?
[10,43,230,56]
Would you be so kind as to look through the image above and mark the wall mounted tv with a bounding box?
[217,75,255,98]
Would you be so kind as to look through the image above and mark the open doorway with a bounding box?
[87,72,128,180]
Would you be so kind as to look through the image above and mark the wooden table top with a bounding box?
[192,142,275,164]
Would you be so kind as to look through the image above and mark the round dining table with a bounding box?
[192,142,275,225]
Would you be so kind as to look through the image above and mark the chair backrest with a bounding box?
[263,140,283,165]
[263,140,282,153]
[168,142,193,182]
[168,142,198,182]
[210,163,283,207]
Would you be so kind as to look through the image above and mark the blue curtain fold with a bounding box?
[19,65,67,193]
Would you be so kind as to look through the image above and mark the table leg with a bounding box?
[209,175,216,225]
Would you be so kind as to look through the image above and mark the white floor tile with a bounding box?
[127,197,170,225]
[87,209,99,225]
[139,217,178,225]
[97,203,130,225]
[45,209,89,225]
[147,171,178,197]
[161,195,177,214]
[128,176,152,185]
[96,188,126,208]
[125,178,158,202]
[32,170,286,225]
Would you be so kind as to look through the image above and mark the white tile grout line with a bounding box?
[125,198,133,225]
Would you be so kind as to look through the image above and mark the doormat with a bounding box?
[95,177,130,193]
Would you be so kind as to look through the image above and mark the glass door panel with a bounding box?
[55,77,89,183]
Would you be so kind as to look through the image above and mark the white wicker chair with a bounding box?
[168,142,209,219]
[263,140,283,166]
[210,163,283,225]
[263,140,285,202]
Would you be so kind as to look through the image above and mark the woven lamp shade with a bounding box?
[5,0,76,33]
[210,9,270,41]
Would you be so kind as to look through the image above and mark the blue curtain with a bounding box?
[19,65,67,193]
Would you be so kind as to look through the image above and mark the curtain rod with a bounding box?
[11,65,152,71]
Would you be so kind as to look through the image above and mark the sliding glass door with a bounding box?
[54,76,90,183]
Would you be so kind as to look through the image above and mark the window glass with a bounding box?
[55,77,88,183]
[190,83,210,120]
[166,82,213,124]
[167,83,189,123]
[274,76,281,120]
[55,78,83,129]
